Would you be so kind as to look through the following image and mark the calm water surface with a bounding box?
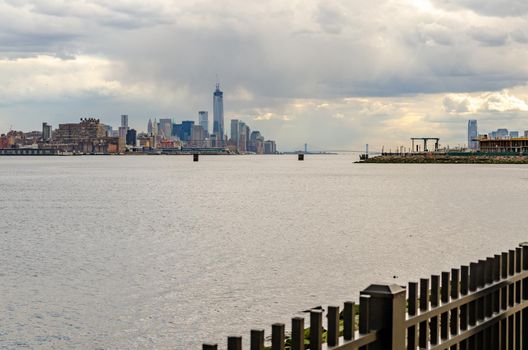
[1,155,527,349]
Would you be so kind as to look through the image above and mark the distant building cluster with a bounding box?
[0,84,279,155]
[485,128,524,140]
[467,119,528,154]
[0,118,124,154]
[228,119,276,154]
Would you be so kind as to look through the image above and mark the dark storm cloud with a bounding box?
[0,0,171,58]
[2,0,528,149]
[2,0,528,97]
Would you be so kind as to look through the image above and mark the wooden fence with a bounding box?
[202,244,528,349]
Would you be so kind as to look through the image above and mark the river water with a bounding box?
[1,155,527,349]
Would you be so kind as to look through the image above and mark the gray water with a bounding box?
[1,155,527,349]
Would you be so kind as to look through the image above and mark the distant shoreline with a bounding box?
[0,151,338,157]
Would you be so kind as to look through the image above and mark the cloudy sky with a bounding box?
[1,0,528,151]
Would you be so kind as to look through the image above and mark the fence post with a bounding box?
[228,336,242,350]
[272,324,285,350]
[251,330,264,350]
[291,317,305,350]
[344,301,356,341]
[310,311,323,350]
[327,306,340,346]
[360,284,406,350]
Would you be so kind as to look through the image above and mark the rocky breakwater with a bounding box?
[359,154,528,164]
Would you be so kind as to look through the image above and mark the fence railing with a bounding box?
[202,244,528,349]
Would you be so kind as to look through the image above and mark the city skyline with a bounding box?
[0,82,278,154]
[9,112,528,152]
[1,1,528,151]
[0,82,283,153]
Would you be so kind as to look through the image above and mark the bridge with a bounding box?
[292,140,441,155]
[291,144,383,155]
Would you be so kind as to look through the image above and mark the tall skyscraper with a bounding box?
[126,129,137,146]
[159,118,173,139]
[152,118,158,137]
[118,126,128,139]
[42,122,52,141]
[172,123,183,140]
[147,119,153,135]
[249,130,262,153]
[467,120,478,150]
[120,115,129,141]
[238,121,247,152]
[213,83,224,140]
[199,111,209,134]
[250,131,261,143]
[245,124,250,149]
[181,121,195,141]
[230,119,239,146]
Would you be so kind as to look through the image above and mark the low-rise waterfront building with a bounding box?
[264,140,277,154]
[53,118,125,154]
[158,139,182,149]
[0,131,25,148]
[190,125,206,147]
[478,136,528,153]
[55,118,107,144]
[138,134,155,148]
[0,134,8,149]
[0,148,60,155]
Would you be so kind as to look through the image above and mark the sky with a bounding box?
[1,0,528,151]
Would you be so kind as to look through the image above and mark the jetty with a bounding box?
[358,153,528,164]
